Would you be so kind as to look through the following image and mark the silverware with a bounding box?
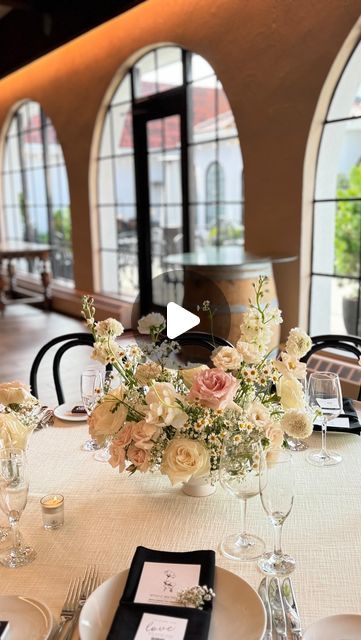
[52,576,81,639]
[62,565,100,640]
[258,577,272,640]
[35,407,54,430]
[282,577,303,639]
[268,577,287,640]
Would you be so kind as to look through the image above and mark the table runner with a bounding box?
[1,420,361,638]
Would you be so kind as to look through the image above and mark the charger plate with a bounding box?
[79,566,266,640]
[304,614,361,639]
[0,595,53,640]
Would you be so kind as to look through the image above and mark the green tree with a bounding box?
[334,163,361,281]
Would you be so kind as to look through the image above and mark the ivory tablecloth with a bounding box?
[1,420,361,637]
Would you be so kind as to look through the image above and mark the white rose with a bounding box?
[145,382,187,429]
[265,421,284,448]
[138,313,165,335]
[161,438,210,485]
[0,381,37,406]
[274,352,307,380]
[96,318,124,338]
[285,328,312,358]
[211,346,242,371]
[276,377,304,410]
[180,365,209,388]
[281,410,313,439]
[247,399,270,429]
[135,362,162,385]
[88,386,127,441]
[0,412,30,449]
[236,340,265,364]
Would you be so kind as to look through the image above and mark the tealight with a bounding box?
[40,494,64,530]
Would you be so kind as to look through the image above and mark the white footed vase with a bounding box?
[182,475,216,497]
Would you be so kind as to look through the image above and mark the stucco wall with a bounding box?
[0,0,360,334]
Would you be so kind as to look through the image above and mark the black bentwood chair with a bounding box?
[301,333,361,401]
[30,332,99,405]
[171,331,233,366]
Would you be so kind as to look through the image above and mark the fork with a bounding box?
[62,566,100,640]
[52,576,81,639]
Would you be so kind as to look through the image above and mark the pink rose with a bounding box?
[130,420,160,450]
[128,444,150,472]
[108,423,133,472]
[187,368,239,409]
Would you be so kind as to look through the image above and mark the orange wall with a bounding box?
[0,0,360,334]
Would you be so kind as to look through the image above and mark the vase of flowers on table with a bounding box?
[82,276,313,495]
[0,381,39,450]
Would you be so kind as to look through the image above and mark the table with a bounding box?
[0,241,52,313]
[1,421,361,638]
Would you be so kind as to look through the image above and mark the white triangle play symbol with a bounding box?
[166,302,200,339]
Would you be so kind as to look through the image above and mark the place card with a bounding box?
[314,416,350,428]
[134,613,188,640]
[134,562,201,606]
[316,398,342,411]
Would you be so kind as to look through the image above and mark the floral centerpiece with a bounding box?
[0,381,39,449]
[82,277,313,487]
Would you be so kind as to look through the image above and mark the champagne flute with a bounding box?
[93,370,120,463]
[0,448,36,568]
[80,368,103,452]
[258,448,295,576]
[219,436,265,561]
[306,371,343,466]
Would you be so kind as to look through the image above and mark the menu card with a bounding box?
[134,613,188,640]
[134,562,201,607]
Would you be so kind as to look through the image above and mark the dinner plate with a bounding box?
[54,403,88,422]
[304,614,361,639]
[0,595,53,640]
[79,566,266,640]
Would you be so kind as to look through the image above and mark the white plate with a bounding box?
[54,403,88,422]
[0,595,53,640]
[304,614,361,640]
[79,566,266,640]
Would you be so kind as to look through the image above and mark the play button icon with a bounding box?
[166,302,200,340]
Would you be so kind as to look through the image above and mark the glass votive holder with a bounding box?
[40,494,64,530]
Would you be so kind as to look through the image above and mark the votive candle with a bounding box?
[40,494,64,530]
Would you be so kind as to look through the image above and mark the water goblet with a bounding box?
[219,436,265,561]
[306,371,343,466]
[258,448,295,576]
[0,448,36,568]
[80,368,103,452]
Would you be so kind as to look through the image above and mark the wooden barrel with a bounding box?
[183,260,280,349]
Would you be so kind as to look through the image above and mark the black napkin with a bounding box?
[107,547,216,640]
[313,397,361,435]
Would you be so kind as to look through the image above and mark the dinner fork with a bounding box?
[52,576,81,639]
[62,565,100,640]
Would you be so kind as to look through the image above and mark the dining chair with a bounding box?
[301,333,361,400]
[172,331,233,365]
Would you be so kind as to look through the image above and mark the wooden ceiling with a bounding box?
[0,0,147,78]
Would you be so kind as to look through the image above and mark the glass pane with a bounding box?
[156,47,183,90]
[328,41,361,120]
[114,156,135,204]
[147,117,182,206]
[48,166,62,205]
[99,114,112,157]
[216,81,237,139]
[45,125,63,166]
[98,158,114,204]
[310,275,361,336]
[3,173,16,206]
[190,54,214,82]
[315,120,361,199]
[164,115,180,149]
[58,165,70,205]
[189,142,217,203]
[112,74,131,105]
[151,205,183,306]
[100,251,120,295]
[134,51,157,98]
[7,136,20,171]
[189,75,217,143]
[117,206,139,298]
[147,120,163,152]
[112,103,133,154]
[98,206,118,250]
[218,138,243,202]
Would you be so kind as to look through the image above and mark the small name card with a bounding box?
[134,613,188,640]
[316,398,342,412]
[314,416,350,428]
[134,562,201,607]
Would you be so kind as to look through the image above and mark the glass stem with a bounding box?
[273,523,283,558]
[321,416,328,455]
[9,513,21,552]
[240,498,247,537]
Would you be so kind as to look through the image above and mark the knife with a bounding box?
[258,577,272,640]
[268,577,287,640]
[282,577,303,639]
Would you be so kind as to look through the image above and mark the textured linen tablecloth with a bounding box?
[1,420,361,638]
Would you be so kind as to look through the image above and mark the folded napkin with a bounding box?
[313,398,361,435]
[107,546,215,640]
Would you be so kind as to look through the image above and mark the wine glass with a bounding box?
[93,369,121,463]
[258,448,295,576]
[0,448,36,568]
[219,436,265,561]
[80,368,103,452]
[306,371,343,466]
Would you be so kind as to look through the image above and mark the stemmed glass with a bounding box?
[219,437,265,561]
[93,370,121,463]
[80,368,103,452]
[306,371,343,467]
[0,448,36,568]
[258,448,295,576]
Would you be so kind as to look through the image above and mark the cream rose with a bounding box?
[88,386,127,442]
[285,328,312,358]
[138,313,165,335]
[0,412,30,449]
[161,438,210,485]
[265,421,284,448]
[145,382,187,428]
[96,318,124,338]
[276,377,304,410]
[0,381,37,406]
[211,346,242,371]
[236,340,265,364]
[247,399,271,429]
[128,444,151,472]
[281,410,313,439]
[180,365,209,389]
[130,420,160,450]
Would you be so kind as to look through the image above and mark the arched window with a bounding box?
[96,46,244,307]
[1,101,73,282]
[311,41,361,335]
